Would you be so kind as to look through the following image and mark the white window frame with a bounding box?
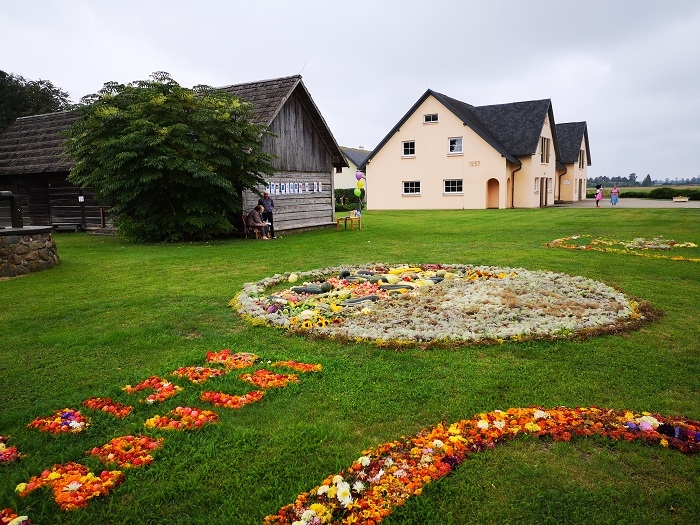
[448,137,463,155]
[403,181,421,195]
[402,140,416,157]
[540,137,550,164]
[534,177,540,192]
[424,113,438,123]
[444,179,463,194]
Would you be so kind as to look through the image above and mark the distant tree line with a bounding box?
[587,173,700,188]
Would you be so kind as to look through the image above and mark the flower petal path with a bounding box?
[234,263,658,346]
[263,406,700,525]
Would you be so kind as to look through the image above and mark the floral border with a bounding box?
[264,406,700,525]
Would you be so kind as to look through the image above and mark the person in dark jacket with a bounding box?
[247,205,269,239]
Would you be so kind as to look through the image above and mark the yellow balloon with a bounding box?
[357,180,364,189]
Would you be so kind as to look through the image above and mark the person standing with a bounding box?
[595,185,602,207]
[258,191,275,238]
[610,184,619,206]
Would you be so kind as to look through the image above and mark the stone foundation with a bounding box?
[0,227,59,277]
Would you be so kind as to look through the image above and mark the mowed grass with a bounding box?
[1,207,699,524]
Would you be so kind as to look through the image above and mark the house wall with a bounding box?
[366,95,510,210]
[335,159,361,189]
[243,92,334,231]
[557,136,588,202]
[513,118,557,208]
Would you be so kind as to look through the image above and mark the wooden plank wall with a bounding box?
[0,174,106,228]
[244,92,335,232]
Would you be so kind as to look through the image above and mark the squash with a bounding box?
[291,285,323,294]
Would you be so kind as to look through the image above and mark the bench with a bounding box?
[336,216,362,231]
[52,223,82,232]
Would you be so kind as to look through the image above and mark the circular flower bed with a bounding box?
[234,264,657,347]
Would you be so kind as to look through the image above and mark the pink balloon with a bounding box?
[355,171,363,181]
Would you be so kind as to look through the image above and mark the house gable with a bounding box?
[555,121,591,166]
[219,76,347,170]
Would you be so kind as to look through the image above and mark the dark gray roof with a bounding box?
[0,75,347,176]
[341,147,372,167]
[219,75,347,168]
[555,121,591,165]
[0,111,79,175]
[360,90,558,169]
[469,99,555,157]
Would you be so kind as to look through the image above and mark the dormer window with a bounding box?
[424,114,438,123]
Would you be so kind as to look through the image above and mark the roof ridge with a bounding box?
[215,75,301,91]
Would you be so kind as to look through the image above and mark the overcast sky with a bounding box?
[4,0,700,181]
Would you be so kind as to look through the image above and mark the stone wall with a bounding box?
[0,229,59,277]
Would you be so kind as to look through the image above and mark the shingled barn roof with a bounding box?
[0,111,79,175]
[0,75,347,176]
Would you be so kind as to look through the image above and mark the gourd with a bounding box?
[291,285,323,294]
[379,283,414,291]
[340,295,379,306]
[319,281,333,293]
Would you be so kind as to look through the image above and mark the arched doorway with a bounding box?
[486,178,499,208]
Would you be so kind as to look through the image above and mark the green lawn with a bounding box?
[1,208,699,524]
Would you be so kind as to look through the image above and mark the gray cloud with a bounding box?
[4,0,700,179]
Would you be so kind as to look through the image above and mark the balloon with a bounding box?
[357,180,364,189]
[354,188,361,197]
[355,171,363,181]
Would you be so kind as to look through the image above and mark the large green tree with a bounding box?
[0,70,71,131]
[64,72,274,242]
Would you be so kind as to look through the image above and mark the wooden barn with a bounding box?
[0,75,347,233]
[220,75,347,231]
[0,111,107,230]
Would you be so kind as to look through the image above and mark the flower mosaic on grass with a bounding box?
[0,436,25,463]
[271,360,323,373]
[200,390,265,409]
[0,508,31,525]
[263,406,700,525]
[87,435,164,468]
[122,376,183,403]
[170,366,226,384]
[234,263,657,347]
[144,406,219,430]
[15,462,123,511]
[27,409,89,435]
[238,369,300,389]
[205,349,259,370]
[82,397,133,419]
[545,235,700,262]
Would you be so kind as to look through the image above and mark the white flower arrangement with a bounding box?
[233,263,655,347]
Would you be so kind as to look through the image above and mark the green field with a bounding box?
[1,207,699,524]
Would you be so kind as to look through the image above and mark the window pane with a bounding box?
[444,179,463,193]
[449,137,462,153]
[403,181,420,194]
